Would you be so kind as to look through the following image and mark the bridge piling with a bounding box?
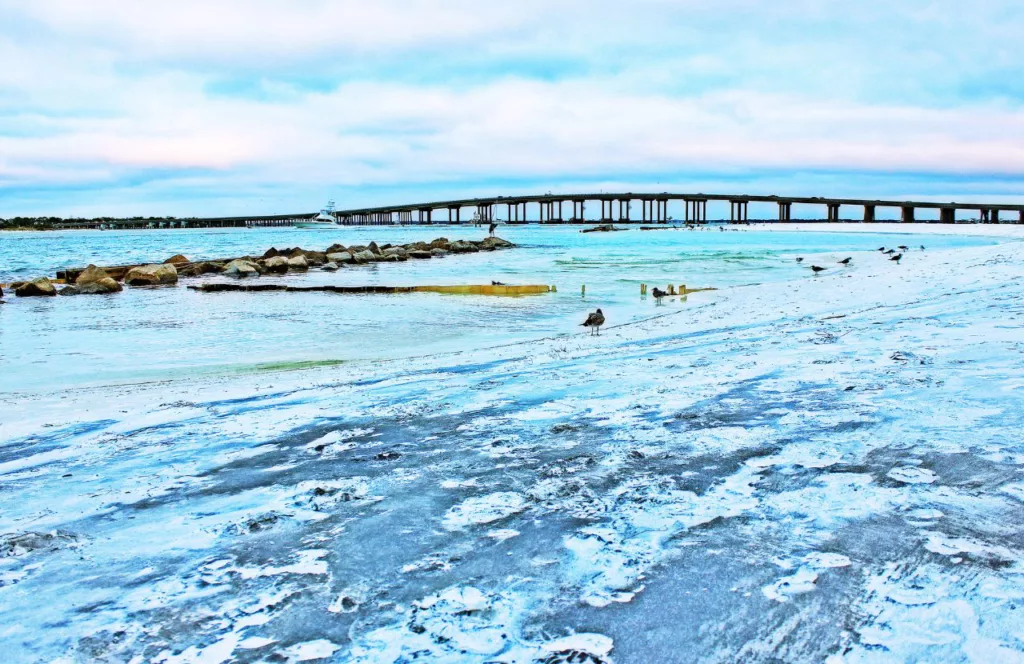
[864,205,875,223]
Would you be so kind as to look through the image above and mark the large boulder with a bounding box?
[222,259,260,278]
[382,247,408,260]
[125,263,178,286]
[263,247,280,259]
[325,243,346,254]
[302,250,327,266]
[429,237,450,250]
[74,265,123,294]
[287,255,309,271]
[321,262,340,272]
[351,250,377,263]
[178,262,222,278]
[15,277,57,297]
[430,247,449,257]
[164,254,190,265]
[449,241,479,253]
[327,251,354,264]
[263,256,289,273]
[407,250,432,259]
[405,241,430,252]
[480,236,514,250]
[367,241,382,256]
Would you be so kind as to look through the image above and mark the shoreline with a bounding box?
[2,232,1024,660]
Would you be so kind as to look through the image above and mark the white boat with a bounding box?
[294,201,339,229]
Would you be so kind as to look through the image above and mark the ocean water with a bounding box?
[0,225,996,394]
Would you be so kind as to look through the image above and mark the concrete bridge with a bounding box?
[333,192,1024,225]
[39,192,1024,229]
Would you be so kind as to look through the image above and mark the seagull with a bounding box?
[890,253,902,263]
[878,247,886,252]
[811,265,826,274]
[884,249,896,255]
[795,257,804,263]
[491,281,506,286]
[920,245,925,251]
[898,245,909,251]
[839,257,852,265]
[651,287,667,304]
[581,309,605,335]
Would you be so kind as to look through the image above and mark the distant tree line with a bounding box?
[1,216,184,229]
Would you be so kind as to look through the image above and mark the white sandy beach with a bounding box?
[2,224,1024,663]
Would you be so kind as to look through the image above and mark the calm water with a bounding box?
[0,225,996,394]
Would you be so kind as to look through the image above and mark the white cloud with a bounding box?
[0,0,1022,215]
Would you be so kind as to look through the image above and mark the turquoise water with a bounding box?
[0,225,996,394]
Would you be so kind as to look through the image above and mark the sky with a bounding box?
[1,0,1023,218]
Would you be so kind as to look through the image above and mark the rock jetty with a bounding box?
[24,236,515,300]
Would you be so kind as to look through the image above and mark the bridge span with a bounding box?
[332,192,1024,225]
[39,192,1024,229]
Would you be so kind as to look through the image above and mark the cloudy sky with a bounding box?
[1,0,1023,218]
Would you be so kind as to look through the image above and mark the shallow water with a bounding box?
[0,225,995,394]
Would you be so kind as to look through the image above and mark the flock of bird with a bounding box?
[580,243,928,336]
[797,244,924,274]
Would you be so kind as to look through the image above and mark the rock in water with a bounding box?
[263,247,280,258]
[430,248,448,257]
[351,250,377,264]
[321,262,339,271]
[163,254,190,265]
[302,251,327,266]
[58,286,81,296]
[327,251,354,264]
[178,262,222,277]
[449,241,479,253]
[480,236,514,249]
[74,265,123,294]
[407,250,433,259]
[221,259,260,278]
[429,237,450,250]
[125,264,179,286]
[263,256,289,273]
[15,277,57,297]
[382,247,408,260]
[287,255,309,271]
[368,241,382,256]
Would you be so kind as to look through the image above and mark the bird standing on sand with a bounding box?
[795,257,804,263]
[651,287,667,304]
[920,245,925,251]
[878,247,886,252]
[581,309,605,335]
[839,257,852,265]
[811,265,826,274]
[891,253,902,263]
[898,245,909,251]
[884,249,896,255]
